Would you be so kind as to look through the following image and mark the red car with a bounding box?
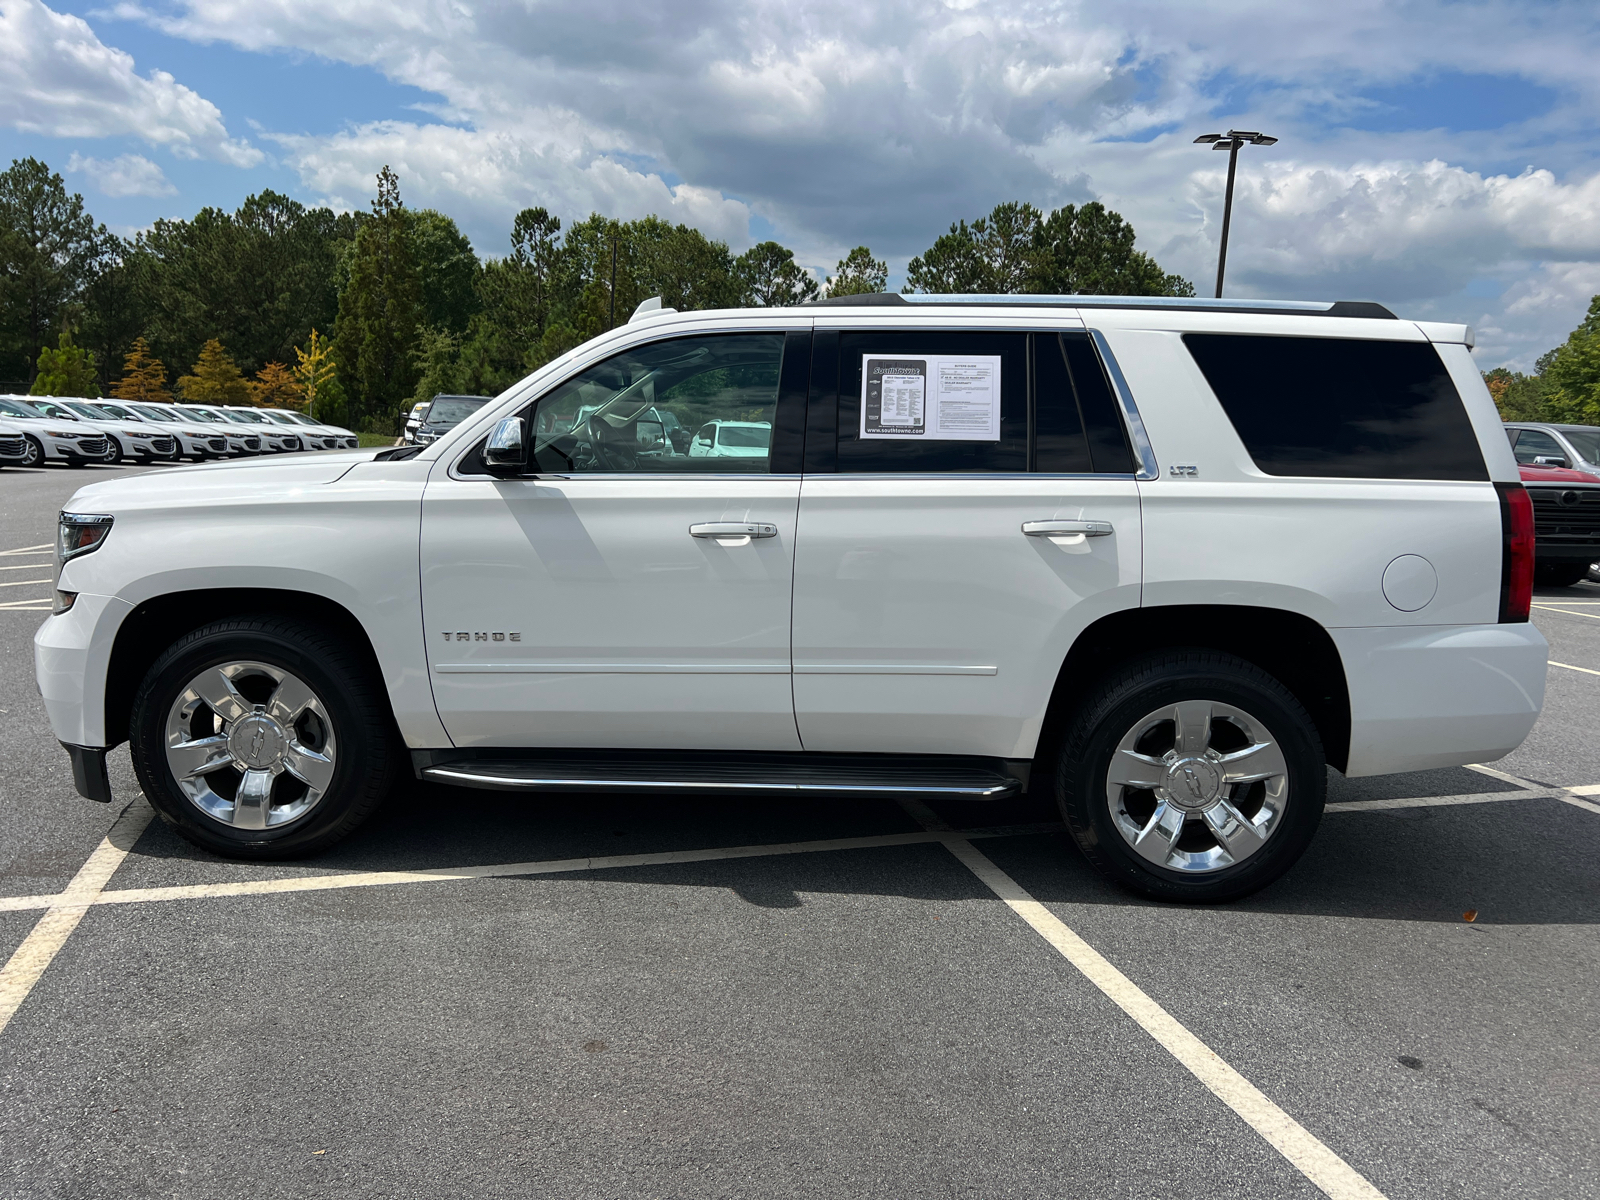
[1519,462,1600,587]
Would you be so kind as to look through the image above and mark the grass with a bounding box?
[357,432,400,448]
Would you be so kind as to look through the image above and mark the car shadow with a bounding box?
[115,759,1600,928]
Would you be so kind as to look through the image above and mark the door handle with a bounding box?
[690,522,778,539]
[1022,520,1113,537]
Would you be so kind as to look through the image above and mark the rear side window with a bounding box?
[836,331,1028,472]
[1184,334,1488,481]
[1034,332,1135,474]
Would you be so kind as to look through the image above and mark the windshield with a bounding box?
[1562,429,1600,463]
[258,411,297,425]
[0,398,43,418]
[224,409,270,424]
[95,403,141,420]
[136,405,182,421]
[27,400,77,419]
[171,405,214,421]
[285,413,321,426]
[67,403,112,419]
[425,396,490,427]
[716,424,770,448]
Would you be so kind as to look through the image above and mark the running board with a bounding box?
[415,752,1025,799]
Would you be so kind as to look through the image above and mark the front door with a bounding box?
[421,330,805,750]
[791,327,1144,759]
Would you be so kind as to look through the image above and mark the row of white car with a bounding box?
[0,394,358,468]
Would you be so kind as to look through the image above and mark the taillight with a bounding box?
[1495,482,1534,622]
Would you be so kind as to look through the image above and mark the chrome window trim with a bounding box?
[448,466,801,483]
[1088,328,1159,482]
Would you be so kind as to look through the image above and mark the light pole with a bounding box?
[1193,130,1277,298]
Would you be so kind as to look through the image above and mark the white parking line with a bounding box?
[0,544,51,555]
[0,823,1067,915]
[0,803,153,1037]
[1467,763,1600,815]
[1323,790,1542,812]
[0,599,51,610]
[897,798,1386,1200]
[1550,660,1600,676]
[1532,605,1600,620]
[0,577,51,588]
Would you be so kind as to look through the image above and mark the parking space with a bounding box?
[3,461,1599,1199]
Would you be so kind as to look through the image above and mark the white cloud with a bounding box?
[0,0,259,165]
[65,150,175,196]
[93,0,1600,364]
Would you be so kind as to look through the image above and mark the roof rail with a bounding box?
[803,293,1396,319]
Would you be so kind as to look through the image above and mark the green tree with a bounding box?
[178,339,252,405]
[904,199,1192,297]
[1483,366,1551,421]
[1032,202,1195,296]
[825,247,887,296]
[0,158,108,381]
[333,166,423,430]
[1542,295,1600,425]
[408,208,480,334]
[904,202,1041,294]
[29,327,98,397]
[131,190,359,383]
[410,326,464,406]
[735,241,819,306]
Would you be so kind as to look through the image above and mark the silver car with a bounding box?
[1504,422,1600,479]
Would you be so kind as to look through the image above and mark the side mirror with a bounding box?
[1532,455,1569,468]
[484,416,526,476]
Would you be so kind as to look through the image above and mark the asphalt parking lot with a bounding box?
[3,460,1599,1200]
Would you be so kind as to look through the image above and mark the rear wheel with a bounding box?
[1057,650,1325,903]
[1535,561,1590,588]
[130,615,399,859]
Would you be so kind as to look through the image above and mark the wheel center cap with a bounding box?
[1162,755,1223,811]
[229,712,287,770]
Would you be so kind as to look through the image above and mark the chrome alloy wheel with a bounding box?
[163,660,337,829]
[1104,700,1288,874]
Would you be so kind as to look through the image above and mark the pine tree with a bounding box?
[333,166,422,430]
[110,336,171,403]
[29,327,99,397]
[825,247,887,296]
[178,339,252,405]
[292,327,336,418]
[251,361,303,409]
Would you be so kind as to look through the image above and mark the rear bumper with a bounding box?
[1333,622,1547,777]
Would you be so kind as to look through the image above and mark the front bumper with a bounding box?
[34,592,131,749]
[1333,622,1548,777]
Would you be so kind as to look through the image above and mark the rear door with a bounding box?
[790,326,1143,759]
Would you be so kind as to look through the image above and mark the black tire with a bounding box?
[101,442,122,465]
[1535,561,1590,588]
[19,436,42,467]
[1057,650,1325,903]
[130,615,399,859]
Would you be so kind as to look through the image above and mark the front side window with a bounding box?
[527,333,785,475]
[1184,334,1487,481]
[1512,428,1567,465]
[1560,428,1600,463]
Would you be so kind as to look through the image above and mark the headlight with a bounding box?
[45,429,79,437]
[185,430,207,438]
[129,430,154,438]
[57,512,114,577]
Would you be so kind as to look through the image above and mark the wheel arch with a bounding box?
[1036,604,1351,778]
[104,588,388,748]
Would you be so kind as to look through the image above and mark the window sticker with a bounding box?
[860,355,1001,440]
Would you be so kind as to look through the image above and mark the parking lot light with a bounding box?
[1194,130,1278,298]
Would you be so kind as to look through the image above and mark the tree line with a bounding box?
[0,156,1198,432]
[1485,297,1600,427]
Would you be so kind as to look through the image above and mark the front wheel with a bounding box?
[19,436,42,467]
[130,615,399,858]
[1057,651,1325,903]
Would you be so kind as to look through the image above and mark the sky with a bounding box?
[2,0,1599,370]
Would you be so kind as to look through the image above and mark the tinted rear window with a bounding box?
[1184,334,1487,481]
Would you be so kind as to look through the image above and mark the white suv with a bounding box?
[34,295,1545,901]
